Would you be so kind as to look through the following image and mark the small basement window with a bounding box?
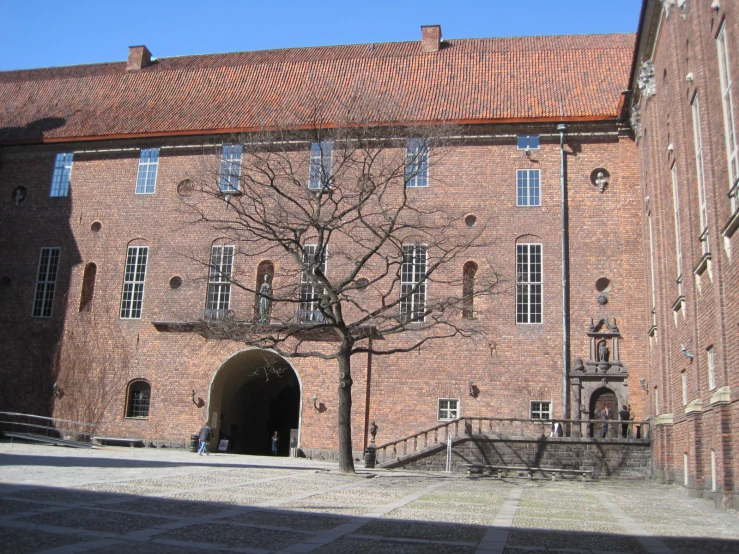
[530,401,551,420]
[438,398,459,421]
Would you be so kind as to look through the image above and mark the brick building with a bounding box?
[628,0,739,509]
[0,3,733,507]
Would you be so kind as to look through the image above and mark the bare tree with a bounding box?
[182,95,502,473]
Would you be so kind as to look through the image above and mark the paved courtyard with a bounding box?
[0,443,737,554]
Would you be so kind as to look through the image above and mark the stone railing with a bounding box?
[0,411,97,446]
[375,417,651,465]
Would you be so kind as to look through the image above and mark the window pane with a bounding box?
[50,153,73,197]
[120,246,148,319]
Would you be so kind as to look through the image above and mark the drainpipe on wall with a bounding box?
[558,123,570,424]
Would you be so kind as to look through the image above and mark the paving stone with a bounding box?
[15,507,171,534]
[507,529,649,553]
[6,488,119,504]
[384,508,497,525]
[158,522,308,549]
[314,536,476,553]
[111,497,228,518]
[0,527,87,554]
[0,499,45,515]
[662,537,739,553]
[356,518,486,542]
[224,509,349,531]
[85,542,230,553]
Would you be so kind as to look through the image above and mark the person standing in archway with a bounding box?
[271,431,279,456]
[198,422,212,455]
[600,406,609,438]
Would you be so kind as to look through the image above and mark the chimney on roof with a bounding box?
[421,25,442,52]
[127,45,152,71]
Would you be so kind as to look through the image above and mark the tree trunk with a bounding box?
[337,341,355,473]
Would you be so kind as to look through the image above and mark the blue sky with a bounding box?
[1,0,643,71]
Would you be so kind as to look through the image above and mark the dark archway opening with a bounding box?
[211,350,300,456]
[589,387,617,438]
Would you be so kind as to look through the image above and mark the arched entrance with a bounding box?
[589,387,617,438]
[209,349,301,455]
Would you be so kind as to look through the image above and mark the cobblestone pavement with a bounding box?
[1,443,738,554]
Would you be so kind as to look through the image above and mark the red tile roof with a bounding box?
[0,34,635,145]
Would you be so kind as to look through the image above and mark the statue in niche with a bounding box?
[258,274,272,323]
[573,358,585,372]
[594,171,609,193]
[597,339,610,363]
[369,421,378,443]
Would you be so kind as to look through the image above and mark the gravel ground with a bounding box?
[0,443,738,554]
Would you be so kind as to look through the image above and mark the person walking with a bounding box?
[198,422,212,455]
[600,406,609,438]
[271,431,279,456]
[619,404,631,438]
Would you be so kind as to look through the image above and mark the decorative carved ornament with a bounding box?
[630,102,642,140]
[637,61,656,99]
[590,168,610,193]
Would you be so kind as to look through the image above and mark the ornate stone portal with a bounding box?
[569,318,629,435]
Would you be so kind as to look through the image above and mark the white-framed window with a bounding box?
[655,386,660,415]
[717,22,739,209]
[309,141,333,190]
[648,214,658,326]
[50,153,73,197]
[32,247,61,318]
[711,449,717,492]
[707,346,715,391]
[300,244,327,321]
[219,144,242,192]
[530,401,551,420]
[400,244,427,322]
[135,148,159,194]
[516,169,540,206]
[438,398,459,420]
[405,138,429,187]
[671,163,683,295]
[516,243,542,324]
[120,246,148,319]
[517,135,540,150]
[691,97,709,254]
[682,369,688,406]
[206,245,234,317]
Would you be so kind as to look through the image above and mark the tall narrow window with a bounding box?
[126,380,151,418]
[684,453,689,486]
[671,163,683,296]
[309,141,333,189]
[79,262,97,312]
[516,169,540,206]
[648,214,658,327]
[462,261,477,319]
[405,139,429,187]
[516,243,542,324]
[691,97,709,254]
[219,144,242,192]
[707,346,715,391]
[400,244,427,322]
[206,245,234,318]
[120,246,148,319]
[50,153,73,197]
[300,245,327,322]
[32,247,61,318]
[717,23,739,209]
[135,148,159,194]
[711,450,717,492]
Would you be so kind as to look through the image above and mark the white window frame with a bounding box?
[206,245,234,316]
[516,243,543,324]
[120,246,149,319]
[517,135,540,150]
[691,96,709,254]
[219,144,242,192]
[717,22,739,210]
[400,244,427,322]
[707,346,715,391]
[135,148,160,194]
[682,369,688,406]
[684,453,689,486]
[711,449,717,492]
[671,163,683,296]
[50,153,73,197]
[308,141,333,190]
[32,247,61,318]
[437,398,459,421]
[405,139,429,187]
[516,169,540,206]
[300,244,327,321]
[530,400,551,420]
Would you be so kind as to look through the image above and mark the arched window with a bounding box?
[79,263,97,312]
[254,260,275,322]
[462,261,478,319]
[126,380,151,418]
